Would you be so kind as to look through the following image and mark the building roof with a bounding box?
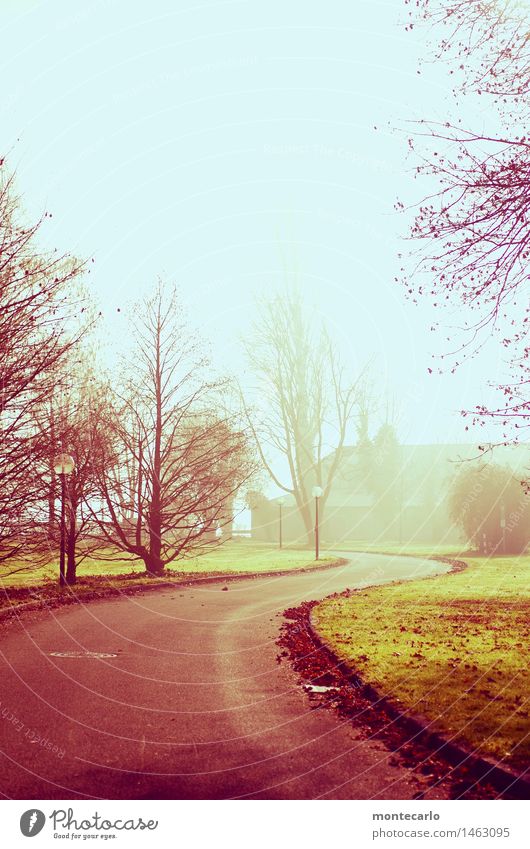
[267,442,530,509]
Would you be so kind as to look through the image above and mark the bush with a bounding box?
[449,463,530,554]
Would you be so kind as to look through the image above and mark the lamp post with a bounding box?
[53,453,75,587]
[312,485,323,560]
[278,497,285,549]
[500,502,506,554]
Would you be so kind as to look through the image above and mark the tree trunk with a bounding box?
[47,405,56,542]
[149,312,163,572]
[299,500,315,548]
[144,554,164,576]
[221,499,234,539]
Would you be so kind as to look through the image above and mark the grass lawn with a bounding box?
[313,553,530,772]
[0,541,338,593]
[170,542,336,574]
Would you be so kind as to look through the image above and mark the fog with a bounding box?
[1,0,506,459]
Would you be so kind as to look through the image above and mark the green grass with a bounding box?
[313,553,530,772]
[0,542,337,590]
[170,542,336,574]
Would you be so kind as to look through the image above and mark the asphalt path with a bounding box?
[0,552,452,800]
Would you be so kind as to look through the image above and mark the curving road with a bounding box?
[0,552,451,800]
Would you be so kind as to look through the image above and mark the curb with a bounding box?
[306,556,530,800]
[0,556,350,624]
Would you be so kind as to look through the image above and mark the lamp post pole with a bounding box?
[278,497,286,549]
[399,471,404,546]
[312,486,323,561]
[315,496,319,560]
[59,472,66,587]
[500,502,506,554]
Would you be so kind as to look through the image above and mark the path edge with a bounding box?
[0,556,349,623]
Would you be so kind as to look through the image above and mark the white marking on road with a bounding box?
[49,651,117,658]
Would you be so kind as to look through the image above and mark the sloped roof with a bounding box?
[266,443,530,509]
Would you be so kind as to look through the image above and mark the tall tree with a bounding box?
[33,370,112,584]
[402,0,530,443]
[244,291,367,546]
[0,164,86,563]
[91,283,253,575]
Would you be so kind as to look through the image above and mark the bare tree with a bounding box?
[401,0,530,442]
[91,283,253,575]
[32,370,112,584]
[405,1,530,102]
[0,163,86,564]
[244,291,367,546]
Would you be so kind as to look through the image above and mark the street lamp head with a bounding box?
[278,497,286,506]
[312,485,323,498]
[53,453,75,476]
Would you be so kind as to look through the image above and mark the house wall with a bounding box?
[249,442,519,547]
[320,506,376,542]
[251,499,463,546]
[251,501,308,544]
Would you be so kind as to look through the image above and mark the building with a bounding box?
[250,443,530,546]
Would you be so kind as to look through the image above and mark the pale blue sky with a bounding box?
[1,0,504,446]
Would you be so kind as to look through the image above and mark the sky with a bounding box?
[0,0,508,452]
